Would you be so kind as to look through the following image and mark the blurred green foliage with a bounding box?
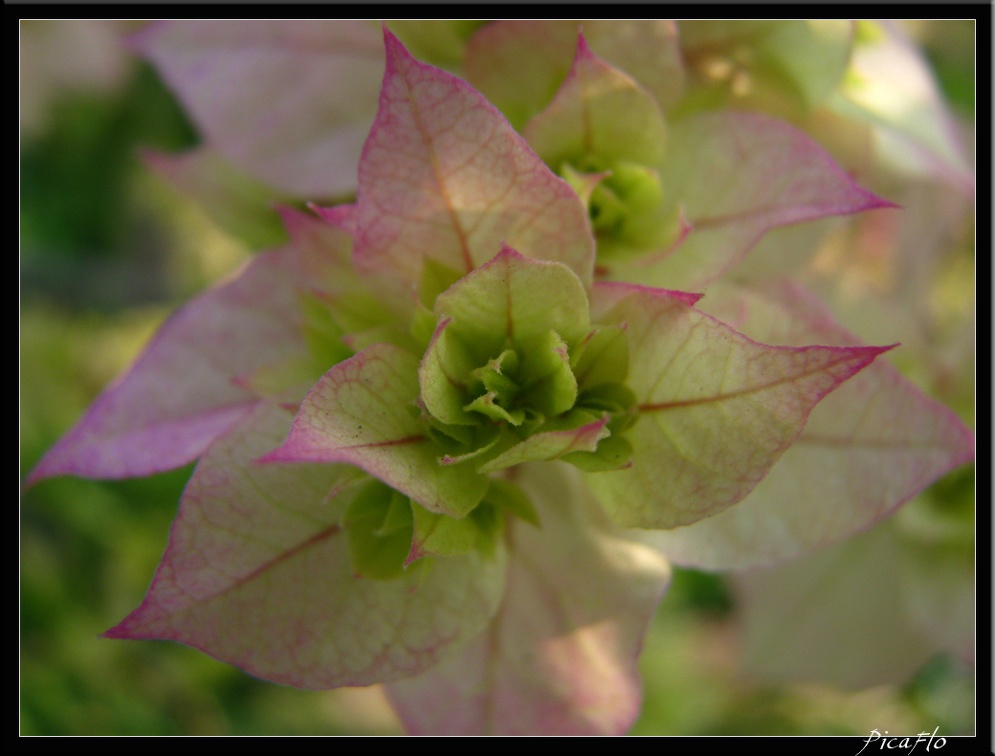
[20,20,977,736]
[21,61,199,312]
[21,63,197,261]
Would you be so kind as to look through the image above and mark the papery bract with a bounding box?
[522,35,675,260]
[612,110,896,289]
[586,282,892,528]
[735,522,939,688]
[332,31,594,312]
[133,20,385,199]
[387,462,671,735]
[522,33,668,170]
[733,484,974,689]
[646,280,975,568]
[27,206,364,482]
[516,36,895,289]
[28,241,311,482]
[106,401,507,688]
[263,342,490,519]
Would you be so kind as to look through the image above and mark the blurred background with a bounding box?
[20,20,976,735]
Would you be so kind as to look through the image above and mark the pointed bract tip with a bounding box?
[865,193,902,212]
[573,28,592,59]
[666,289,705,307]
[100,616,137,640]
[403,542,426,567]
[496,242,526,261]
[832,342,899,373]
[310,203,356,234]
[875,342,900,356]
[381,26,411,70]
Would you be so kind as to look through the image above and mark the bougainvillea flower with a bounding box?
[136,20,891,290]
[470,26,895,290]
[29,26,975,735]
[489,22,975,569]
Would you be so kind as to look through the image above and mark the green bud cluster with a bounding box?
[337,252,644,580]
[561,158,683,262]
[417,254,639,475]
